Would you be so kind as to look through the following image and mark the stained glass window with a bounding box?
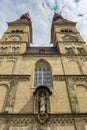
[34,61,51,87]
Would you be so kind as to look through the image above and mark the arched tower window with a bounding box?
[34,60,51,87]
[65,47,74,54]
[77,47,85,55]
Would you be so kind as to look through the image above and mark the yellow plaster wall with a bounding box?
[13,81,34,113]
[51,81,71,113]
[81,60,87,74]
[13,56,64,76]
[75,84,87,113]
[0,82,9,112]
[62,57,81,75]
[0,24,30,43]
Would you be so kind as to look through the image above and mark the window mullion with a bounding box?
[34,61,51,87]
[41,67,43,85]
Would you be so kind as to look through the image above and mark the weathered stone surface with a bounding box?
[0,13,87,130]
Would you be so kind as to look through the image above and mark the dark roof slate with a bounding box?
[25,47,59,55]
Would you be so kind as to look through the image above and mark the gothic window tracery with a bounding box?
[34,60,51,87]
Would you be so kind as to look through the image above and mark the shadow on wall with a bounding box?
[0,84,9,112]
[18,96,34,113]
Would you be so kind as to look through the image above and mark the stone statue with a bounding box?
[40,93,46,113]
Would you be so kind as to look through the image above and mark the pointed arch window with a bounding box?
[34,60,51,87]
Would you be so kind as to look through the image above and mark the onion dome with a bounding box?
[53,13,63,21]
[20,12,31,22]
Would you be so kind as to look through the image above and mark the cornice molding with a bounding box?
[0,41,27,44]
[53,75,87,81]
[0,113,87,117]
[0,75,30,81]
[52,20,76,26]
[7,19,31,26]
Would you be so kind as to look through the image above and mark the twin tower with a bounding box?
[0,12,87,130]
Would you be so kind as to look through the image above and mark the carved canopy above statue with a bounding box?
[33,86,52,96]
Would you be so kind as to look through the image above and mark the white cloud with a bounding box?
[0,0,87,46]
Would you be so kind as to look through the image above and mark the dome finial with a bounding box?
[20,12,31,22]
[53,12,63,22]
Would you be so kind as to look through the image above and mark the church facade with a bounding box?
[0,13,87,130]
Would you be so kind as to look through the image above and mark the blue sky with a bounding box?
[0,0,87,46]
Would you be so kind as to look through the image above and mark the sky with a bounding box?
[0,0,87,46]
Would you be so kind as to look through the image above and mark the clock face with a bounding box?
[62,35,78,42]
[7,35,21,41]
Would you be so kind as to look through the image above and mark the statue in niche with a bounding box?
[35,89,51,124]
[38,92,47,113]
[40,93,46,112]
